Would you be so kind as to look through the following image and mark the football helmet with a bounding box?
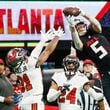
[74,18,85,26]
[74,18,87,36]
[63,55,80,78]
[6,48,27,68]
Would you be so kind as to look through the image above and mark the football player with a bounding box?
[47,55,103,110]
[6,27,64,110]
[64,6,110,106]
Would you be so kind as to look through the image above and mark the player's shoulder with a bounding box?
[52,71,65,84]
[52,71,65,79]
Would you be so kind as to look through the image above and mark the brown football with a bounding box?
[63,7,81,16]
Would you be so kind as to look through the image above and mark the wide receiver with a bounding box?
[47,55,103,110]
[6,27,64,110]
[63,6,110,106]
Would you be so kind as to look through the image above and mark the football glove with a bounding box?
[40,29,54,42]
[13,93,23,106]
[52,26,65,38]
[66,15,76,27]
[61,84,71,93]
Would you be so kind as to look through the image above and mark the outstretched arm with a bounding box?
[66,15,83,50]
[30,29,54,60]
[80,9,102,33]
[36,27,64,67]
[36,36,59,67]
[70,25,83,50]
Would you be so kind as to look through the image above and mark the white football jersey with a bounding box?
[52,71,89,110]
[16,55,43,100]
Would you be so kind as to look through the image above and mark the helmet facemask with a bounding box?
[63,55,79,79]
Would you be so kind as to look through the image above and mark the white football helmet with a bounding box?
[6,48,27,68]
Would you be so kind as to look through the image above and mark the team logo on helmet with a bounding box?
[6,48,27,68]
[7,49,17,63]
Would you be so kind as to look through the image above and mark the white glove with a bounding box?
[66,15,76,27]
[40,29,54,42]
[52,26,65,37]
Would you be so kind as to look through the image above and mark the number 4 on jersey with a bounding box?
[59,88,77,104]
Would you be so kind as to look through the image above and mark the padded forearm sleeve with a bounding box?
[87,88,103,101]
[47,88,61,102]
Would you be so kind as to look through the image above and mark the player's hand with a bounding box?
[13,93,23,106]
[61,84,71,93]
[52,26,65,38]
[79,8,86,16]
[40,29,54,42]
[66,15,76,27]
[4,96,14,104]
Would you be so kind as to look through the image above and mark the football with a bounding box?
[63,7,81,16]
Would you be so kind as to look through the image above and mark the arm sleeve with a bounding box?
[30,42,45,59]
[47,88,61,102]
[28,42,45,67]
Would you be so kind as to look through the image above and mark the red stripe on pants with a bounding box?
[32,103,37,110]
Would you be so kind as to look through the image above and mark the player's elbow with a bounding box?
[96,26,102,33]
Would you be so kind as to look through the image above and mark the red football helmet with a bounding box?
[6,48,27,68]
